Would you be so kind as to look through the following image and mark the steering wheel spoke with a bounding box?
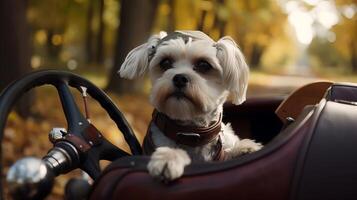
[55,81,89,134]
[80,138,130,179]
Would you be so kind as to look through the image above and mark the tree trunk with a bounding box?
[197,10,208,32]
[95,0,105,64]
[0,0,33,118]
[106,0,159,94]
[211,0,227,38]
[167,0,176,32]
[46,29,62,58]
[250,44,264,68]
[85,0,95,63]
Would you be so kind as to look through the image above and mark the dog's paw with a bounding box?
[237,139,263,155]
[147,147,191,182]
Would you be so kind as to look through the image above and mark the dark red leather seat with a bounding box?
[89,83,357,200]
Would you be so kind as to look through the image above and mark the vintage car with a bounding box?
[0,70,356,200]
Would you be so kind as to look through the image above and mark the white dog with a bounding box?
[119,31,262,181]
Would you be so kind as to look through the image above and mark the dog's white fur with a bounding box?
[119,30,262,181]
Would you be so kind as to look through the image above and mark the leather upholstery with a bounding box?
[89,98,316,200]
[223,97,283,143]
[89,83,357,200]
[90,120,312,200]
[326,83,357,102]
[292,101,357,200]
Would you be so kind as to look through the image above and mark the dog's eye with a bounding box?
[194,60,213,73]
[159,58,173,71]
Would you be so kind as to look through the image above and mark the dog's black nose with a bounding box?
[173,74,189,89]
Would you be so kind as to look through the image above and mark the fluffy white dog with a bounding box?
[119,31,262,181]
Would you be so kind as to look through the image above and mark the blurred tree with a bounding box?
[86,0,106,64]
[333,0,357,72]
[154,0,199,33]
[96,0,105,63]
[309,38,347,69]
[85,0,95,63]
[0,0,33,117]
[28,0,72,58]
[161,0,288,69]
[306,0,356,73]
[197,7,208,32]
[211,0,228,38]
[167,0,177,32]
[159,0,199,32]
[107,0,159,94]
[230,0,287,68]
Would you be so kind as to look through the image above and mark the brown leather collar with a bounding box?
[143,124,225,161]
[151,110,222,147]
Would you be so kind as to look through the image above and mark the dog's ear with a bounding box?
[216,36,249,105]
[119,32,167,79]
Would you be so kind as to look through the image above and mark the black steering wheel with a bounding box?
[0,70,142,197]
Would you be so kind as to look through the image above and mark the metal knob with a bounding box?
[6,157,54,200]
[49,127,66,143]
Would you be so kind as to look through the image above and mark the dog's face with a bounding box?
[148,38,229,121]
[119,31,249,121]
